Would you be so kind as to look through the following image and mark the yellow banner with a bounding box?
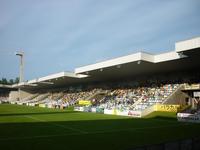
[154,104,180,112]
[185,84,200,90]
[39,104,46,108]
[78,100,91,105]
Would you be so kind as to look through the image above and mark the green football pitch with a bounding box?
[0,104,199,150]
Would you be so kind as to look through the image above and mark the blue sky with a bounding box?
[0,0,200,80]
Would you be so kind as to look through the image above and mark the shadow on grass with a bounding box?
[151,116,177,121]
[0,114,199,150]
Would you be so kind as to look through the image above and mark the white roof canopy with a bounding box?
[12,37,200,89]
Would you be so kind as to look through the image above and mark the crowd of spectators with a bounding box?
[95,83,179,111]
[18,88,101,109]
[6,72,200,111]
[0,95,9,103]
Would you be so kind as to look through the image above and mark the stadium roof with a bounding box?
[0,84,13,89]
[12,37,200,89]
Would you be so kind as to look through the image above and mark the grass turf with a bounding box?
[0,104,200,150]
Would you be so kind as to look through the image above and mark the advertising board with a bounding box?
[154,104,180,112]
[177,113,200,123]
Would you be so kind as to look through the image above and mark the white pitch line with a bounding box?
[24,115,46,122]
[0,123,190,141]
[24,115,88,134]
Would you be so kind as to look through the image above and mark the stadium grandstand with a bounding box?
[1,37,200,150]
[1,36,198,120]
[0,84,16,104]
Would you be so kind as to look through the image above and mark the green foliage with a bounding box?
[0,77,19,85]
[0,78,8,84]
[9,79,14,84]
[14,77,19,83]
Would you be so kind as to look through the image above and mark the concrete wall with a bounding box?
[164,85,188,105]
[9,91,19,101]
[9,90,34,101]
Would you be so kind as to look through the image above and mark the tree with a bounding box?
[14,77,19,84]
[0,77,19,85]
[1,78,8,84]
[9,79,14,85]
